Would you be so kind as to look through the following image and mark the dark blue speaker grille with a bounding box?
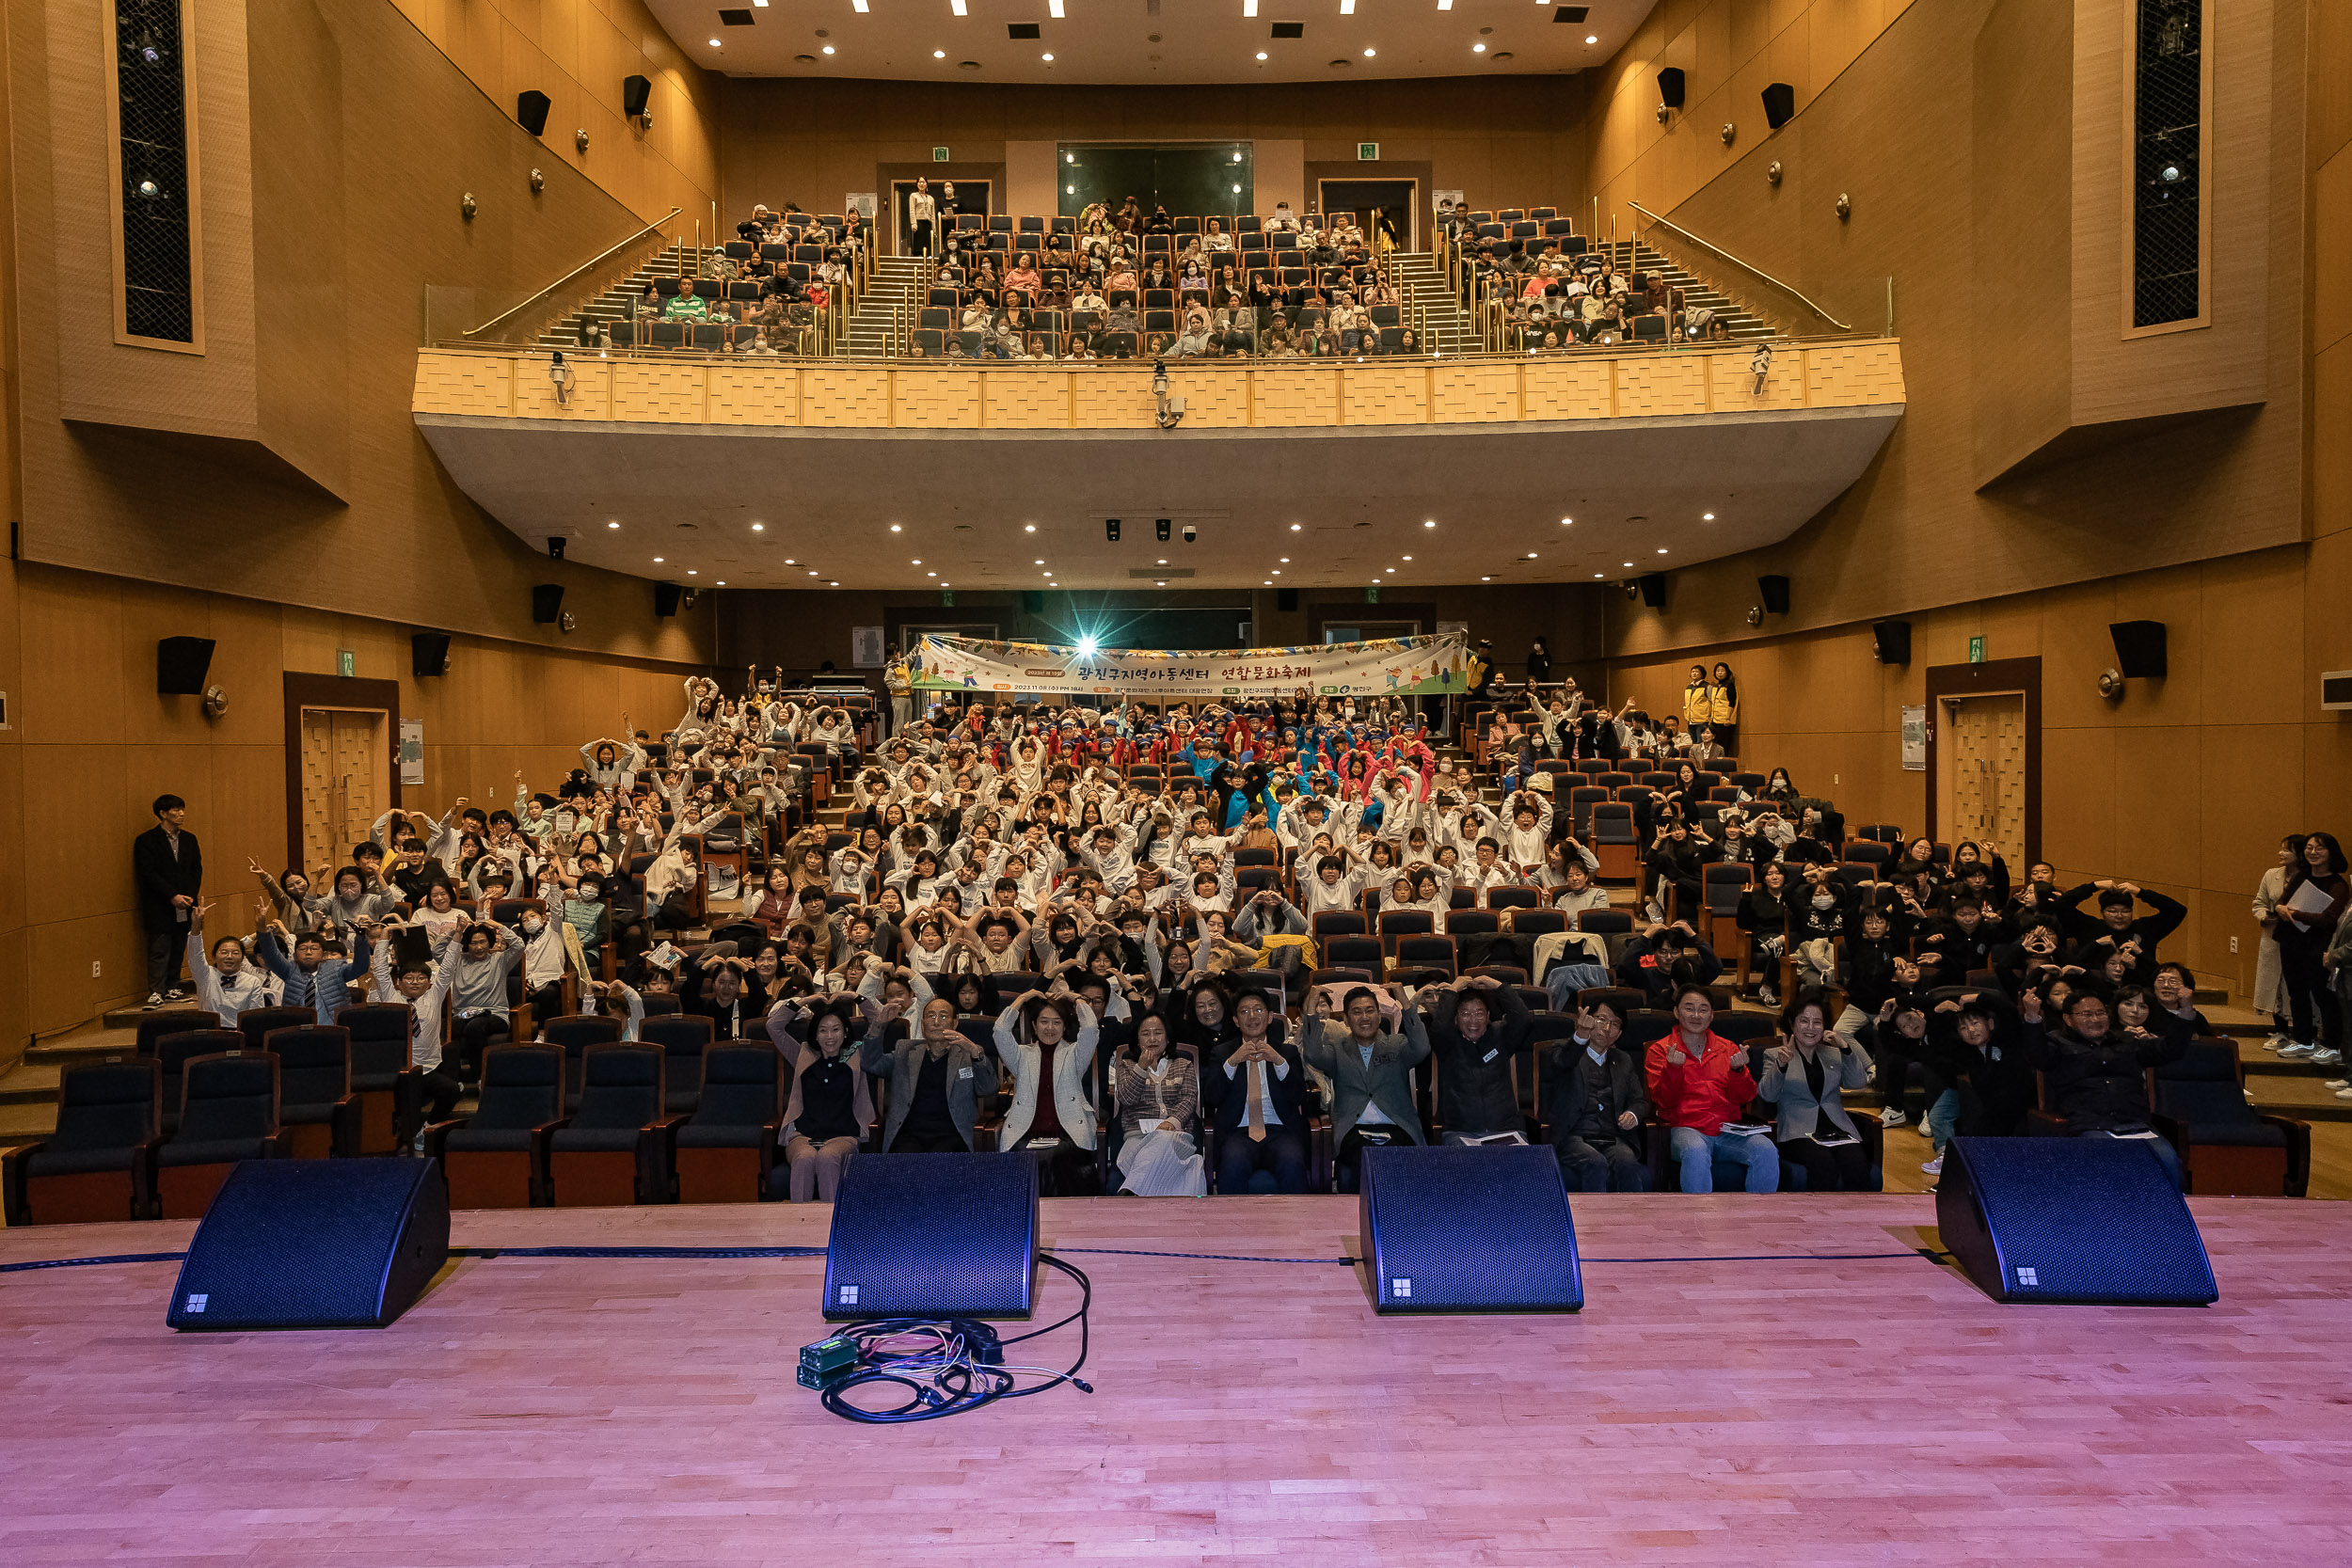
[823,1153,1038,1320]
[1954,1137,2216,1305]
[1362,1145,1581,1313]
[167,1160,434,1328]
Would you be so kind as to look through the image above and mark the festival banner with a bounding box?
[908,632,1471,700]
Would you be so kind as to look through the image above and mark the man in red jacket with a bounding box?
[1645,983,1780,1193]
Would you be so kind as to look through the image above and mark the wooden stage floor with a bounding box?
[4,1196,2349,1566]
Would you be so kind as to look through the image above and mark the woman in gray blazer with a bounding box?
[1756,990,1875,1192]
[860,995,993,1153]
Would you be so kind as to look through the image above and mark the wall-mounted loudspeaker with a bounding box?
[1757,574,1791,615]
[1871,618,1912,665]
[531,585,564,625]
[622,73,652,119]
[653,581,684,618]
[516,90,551,137]
[1657,67,1686,109]
[1638,573,1667,610]
[410,633,452,678]
[157,637,215,695]
[1761,81,1797,129]
[2108,620,2168,679]
[1277,588,1299,612]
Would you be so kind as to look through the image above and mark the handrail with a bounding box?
[464,206,682,340]
[1626,200,1851,332]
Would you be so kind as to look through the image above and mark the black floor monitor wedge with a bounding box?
[1361,1144,1582,1313]
[823,1153,1039,1321]
[1937,1136,2217,1306]
[167,1159,450,1330]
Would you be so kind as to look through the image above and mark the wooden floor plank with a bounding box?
[4,1196,2350,1565]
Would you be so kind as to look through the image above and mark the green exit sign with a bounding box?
[1364,585,1381,604]
[932,146,950,163]
[940,589,955,607]
[1968,636,1985,664]
[337,648,356,678]
[1358,142,1379,162]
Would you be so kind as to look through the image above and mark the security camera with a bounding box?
[1182,523,1198,544]
[547,535,567,560]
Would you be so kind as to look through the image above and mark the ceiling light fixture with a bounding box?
[1041,52,1053,60]
[890,523,901,531]
[1363,46,1376,56]
[1422,519,1436,528]
[1586,33,1598,43]
[1703,511,1716,520]
[912,559,922,564]
[1025,523,1037,531]
[1290,522,1302,531]
[1658,547,1669,554]
[1560,516,1572,525]
[1244,0,1258,14]
[653,556,664,562]
[1342,0,1355,10]
[606,520,620,529]
[1594,572,1605,578]
[934,49,946,57]
[1050,0,1064,13]
[708,38,722,47]
[1271,570,1281,576]
[1473,42,1486,53]
[1035,558,1045,564]
[1256,51,1267,60]
[751,522,765,531]
[786,558,796,563]
[687,569,697,576]
[821,44,835,54]
[951,0,968,14]
[851,0,866,9]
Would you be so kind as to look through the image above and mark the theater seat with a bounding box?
[549,1044,678,1207]
[154,1029,243,1136]
[540,1013,625,1111]
[685,1043,788,1204]
[2152,1039,2310,1196]
[427,1044,565,1209]
[263,1025,360,1160]
[642,1013,717,1114]
[339,1002,426,1154]
[156,1053,287,1219]
[2,1060,162,1226]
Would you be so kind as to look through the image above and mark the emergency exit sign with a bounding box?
[1358,142,1379,161]
[932,147,950,162]
[1968,636,1985,663]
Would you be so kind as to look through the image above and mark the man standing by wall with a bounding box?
[134,794,204,1007]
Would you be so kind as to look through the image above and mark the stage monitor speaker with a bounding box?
[1277,587,1299,612]
[157,636,215,695]
[621,73,653,119]
[1871,618,1912,665]
[410,633,451,678]
[167,1159,451,1330]
[1936,1137,2215,1306]
[653,580,684,617]
[516,89,551,136]
[1758,574,1791,615]
[1360,1145,1582,1314]
[1657,66,1687,108]
[1638,572,1667,609]
[823,1152,1038,1321]
[2109,619,2168,679]
[1761,81,1797,129]
[531,584,564,625]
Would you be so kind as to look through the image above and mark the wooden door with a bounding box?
[1938,693,2026,868]
[299,707,387,874]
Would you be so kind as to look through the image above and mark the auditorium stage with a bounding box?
[5,1196,2349,1566]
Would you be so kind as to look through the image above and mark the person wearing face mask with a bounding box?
[1788,867,1848,992]
[506,903,568,1022]
[770,996,872,1201]
[2017,983,2190,1189]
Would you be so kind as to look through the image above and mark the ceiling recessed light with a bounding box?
[716,580,725,586]
[1050,0,1064,13]
[1290,523,1302,531]
[1482,576,1492,581]
[785,558,795,563]
[1703,512,1716,520]
[830,581,839,586]
[751,522,765,531]
[1527,551,1537,558]
[1035,558,1045,564]
[810,569,821,576]
[1244,0,1257,14]
[1363,46,1376,56]
[1658,547,1669,554]
[1157,558,1168,564]
[1624,562,1634,568]
[1560,516,1572,525]
[607,520,620,529]
[653,556,664,562]
[1279,557,1289,562]
[1041,52,1053,60]
[708,39,722,47]
[686,569,697,575]
[951,0,967,13]
[1472,43,1486,52]
[927,572,936,578]
[1342,0,1354,10]
[1384,567,1394,574]
[1402,554,1412,561]
[1025,523,1037,531]
[1271,570,1281,576]
[1043,571,1053,578]
[1586,33,1598,43]
[933,49,946,57]
[912,559,922,564]
[821,44,835,54]
[1594,572,1605,578]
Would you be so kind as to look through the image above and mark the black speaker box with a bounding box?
[410,632,451,677]
[653,580,684,617]
[1638,572,1667,609]
[1277,587,1300,612]
[516,89,551,136]
[1761,81,1797,129]
[622,73,653,119]
[167,1159,450,1330]
[1936,1137,2215,1306]
[823,1153,1038,1320]
[1871,618,1912,664]
[1657,66,1687,108]
[1758,574,1791,615]
[532,584,564,624]
[1361,1145,1582,1313]
[2109,619,2168,679]
[156,636,215,695]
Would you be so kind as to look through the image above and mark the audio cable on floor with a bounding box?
[802,1252,1094,1424]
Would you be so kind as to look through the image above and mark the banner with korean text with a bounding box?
[909,632,1471,700]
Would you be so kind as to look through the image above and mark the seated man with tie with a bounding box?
[1300,982,1431,1193]
[1202,990,1311,1194]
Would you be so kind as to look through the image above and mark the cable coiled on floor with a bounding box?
[815,1253,1093,1423]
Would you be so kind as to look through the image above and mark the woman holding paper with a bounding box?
[1756,992,1874,1192]
[2275,832,2348,1064]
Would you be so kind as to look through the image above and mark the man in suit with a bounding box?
[1300,982,1430,1193]
[1202,990,1311,1194]
[134,793,203,1006]
[1546,1000,1653,1191]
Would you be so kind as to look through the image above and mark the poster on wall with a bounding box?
[910,631,1471,700]
[400,720,424,785]
[846,193,877,219]
[1900,705,1927,771]
[1434,189,1464,212]
[850,626,887,669]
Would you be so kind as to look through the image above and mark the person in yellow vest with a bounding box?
[1681,665,1712,737]
[1708,661,1740,757]
[884,656,914,737]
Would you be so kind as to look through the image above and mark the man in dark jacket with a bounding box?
[1422,974,1533,1143]
[2061,882,2186,984]
[1616,920,1721,1007]
[2020,984,2191,1189]
[134,793,203,1006]
[1545,1001,1652,1191]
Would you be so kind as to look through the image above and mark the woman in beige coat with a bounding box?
[2251,835,2300,1045]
